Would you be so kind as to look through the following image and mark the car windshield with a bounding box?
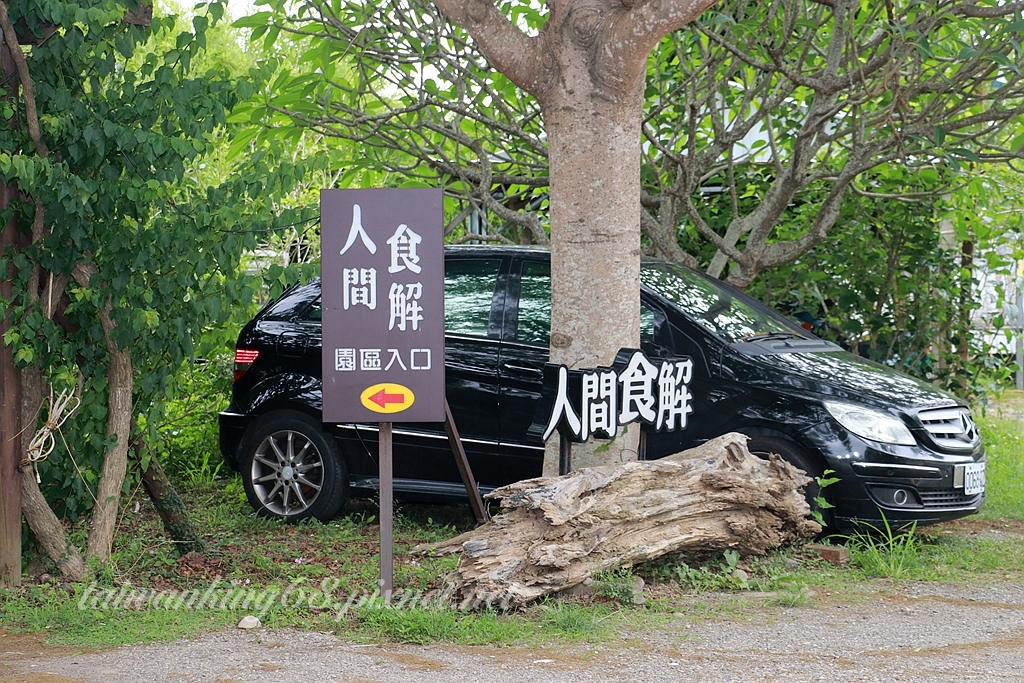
[640,262,802,343]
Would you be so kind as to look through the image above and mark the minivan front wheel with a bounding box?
[239,412,348,522]
[745,435,832,530]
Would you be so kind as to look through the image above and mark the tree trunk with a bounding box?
[16,365,89,580]
[134,436,204,555]
[0,205,22,586]
[540,44,646,474]
[0,18,23,587]
[429,0,720,474]
[84,329,132,563]
[76,264,134,564]
[417,432,820,609]
[18,466,88,580]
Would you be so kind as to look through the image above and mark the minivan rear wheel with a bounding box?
[239,412,348,523]
[745,435,833,530]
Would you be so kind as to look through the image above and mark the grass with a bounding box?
[974,411,1024,520]
[3,478,1022,650]
[356,605,534,645]
[2,394,1022,651]
[841,518,924,579]
[0,581,238,649]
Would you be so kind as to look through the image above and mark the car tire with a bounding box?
[745,435,833,530]
[239,411,348,523]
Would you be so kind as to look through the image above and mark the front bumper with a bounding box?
[806,422,985,529]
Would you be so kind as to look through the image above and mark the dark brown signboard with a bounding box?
[320,189,445,423]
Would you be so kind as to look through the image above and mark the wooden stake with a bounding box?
[443,399,489,524]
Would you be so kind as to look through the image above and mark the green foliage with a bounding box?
[0,1,322,522]
[671,550,756,592]
[150,355,232,486]
[236,0,1024,406]
[810,469,839,527]
[234,0,550,242]
[591,567,639,605]
[750,168,1021,399]
[843,518,923,579]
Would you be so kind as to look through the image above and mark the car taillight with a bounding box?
[233,348,260,383]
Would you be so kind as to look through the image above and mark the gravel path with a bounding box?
[5,579,1024,683]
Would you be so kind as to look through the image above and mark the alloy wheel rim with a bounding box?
[251,429,325,516]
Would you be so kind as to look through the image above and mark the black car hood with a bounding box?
[730,346,963,411]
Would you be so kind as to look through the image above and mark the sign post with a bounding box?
[320,188,445,600]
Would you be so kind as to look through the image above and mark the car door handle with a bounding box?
[502,363,544,378]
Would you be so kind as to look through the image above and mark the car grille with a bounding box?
[919,489,983,509]
[916,406,980,452]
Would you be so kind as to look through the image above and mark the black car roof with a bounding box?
[444,244,551,258]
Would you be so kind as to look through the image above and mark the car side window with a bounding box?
[641,306,656,342]
[304,299,322,321]
[445,259,502,338]
[517,261,552,344]
[516,261,657,345]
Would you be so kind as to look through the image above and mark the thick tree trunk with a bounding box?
[428,0,720,473]
[0,22,23,586]
[417,433,820,609]
[0,206,22,587]
[542,63,645,474]
[134,436,204,554]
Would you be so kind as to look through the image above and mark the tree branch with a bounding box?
[430,0,546,96]
[0,1,48,158]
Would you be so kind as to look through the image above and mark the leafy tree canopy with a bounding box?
[239,0,1024,283]
[0,0,306,528]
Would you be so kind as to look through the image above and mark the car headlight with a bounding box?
[824,401,916,446]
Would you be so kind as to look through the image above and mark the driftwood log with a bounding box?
[415,432,821,609]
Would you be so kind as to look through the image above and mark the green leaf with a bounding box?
[948,148,981,163]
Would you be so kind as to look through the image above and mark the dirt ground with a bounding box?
[3,573,1024,683]
[2,392,1022,683]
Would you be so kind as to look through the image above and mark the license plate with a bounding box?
[955,462,986,496]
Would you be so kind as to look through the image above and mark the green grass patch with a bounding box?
[4,400,1023,652]
[838,522,1024,583]
[976,413,1024,520]
[355,604,534,645]
[841,519,925,579]
[0,582,237,649]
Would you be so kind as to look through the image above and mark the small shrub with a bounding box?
[592,567,638,605]
[843,517,923,578]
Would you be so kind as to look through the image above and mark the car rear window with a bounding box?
[261,284,321,320]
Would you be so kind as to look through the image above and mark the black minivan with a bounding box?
[219,246,985,529]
